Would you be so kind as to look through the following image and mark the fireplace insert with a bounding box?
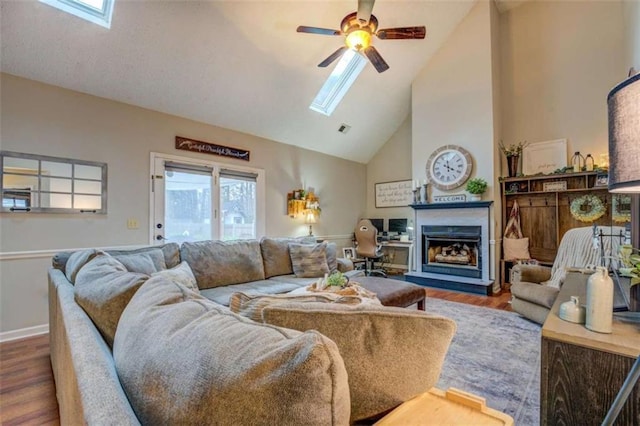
[422,225,482,279]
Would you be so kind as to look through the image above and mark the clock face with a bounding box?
[426,145,473,191]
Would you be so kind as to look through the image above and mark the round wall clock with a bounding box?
[426,145,473,191]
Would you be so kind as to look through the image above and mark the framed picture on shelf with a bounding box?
[342,247,356,259]
[594,172,609,187]
[522,139,567,175]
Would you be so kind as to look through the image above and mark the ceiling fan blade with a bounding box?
[376,26,426,40]
[318,46,348,68]
[363,46,389,73]
[357,0,375,25]
[297,26,342,36]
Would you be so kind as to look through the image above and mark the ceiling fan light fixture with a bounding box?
[345,29,371,51]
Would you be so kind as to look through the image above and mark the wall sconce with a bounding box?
[287,188,321,219]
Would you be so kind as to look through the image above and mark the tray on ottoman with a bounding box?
[355,276,425,310]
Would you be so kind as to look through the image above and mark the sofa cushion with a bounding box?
[74,254,149,347]
[107,243,181,270]
[151,261,199,293]
[325,242,339,273]
[260,236,316,278]
[229,291,366,322]
[64,249,102,284]
[52,243,181,274]
[199,279,302,306]
[261,302,457,422]
[113,276,350,425]
[511,281,559,309]
[289,242,330,278]
[180,240,265,289]
[260,237,295,278]
[113,250,166,275]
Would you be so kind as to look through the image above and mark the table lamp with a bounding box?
[305,211,316,236]
[602,68,640,425]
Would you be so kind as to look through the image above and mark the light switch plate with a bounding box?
[127,218,139,229]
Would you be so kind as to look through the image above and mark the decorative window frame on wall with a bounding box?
[0,151,107,214]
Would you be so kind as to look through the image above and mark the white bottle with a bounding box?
[585,266,614,333]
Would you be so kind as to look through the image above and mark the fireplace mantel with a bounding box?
[410,201,493,210]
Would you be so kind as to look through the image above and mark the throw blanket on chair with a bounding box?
[546,225,624,289]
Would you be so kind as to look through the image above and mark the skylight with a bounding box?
[310,49,367,116]
[40,0,114,29]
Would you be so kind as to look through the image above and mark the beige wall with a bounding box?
[412,0,497,202]
[0,73,366,335]
[500,1,625,164]
[365,115,413,227]
[623,0,640,70]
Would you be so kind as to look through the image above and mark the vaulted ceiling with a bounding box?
[0,0,523,163]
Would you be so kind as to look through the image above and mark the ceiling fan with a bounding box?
[296,0,426,73]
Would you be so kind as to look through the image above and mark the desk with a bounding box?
[541,272,640,425]
[380,241,414,272]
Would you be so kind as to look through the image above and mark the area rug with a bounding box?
[426,298,541,425]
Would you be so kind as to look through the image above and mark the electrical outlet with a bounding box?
[127,218,139,229]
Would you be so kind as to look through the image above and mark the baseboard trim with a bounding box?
[0,324,49,343]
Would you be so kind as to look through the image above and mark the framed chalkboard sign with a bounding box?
[375,180,413,208]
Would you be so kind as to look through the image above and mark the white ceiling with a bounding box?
[0,0,505,163]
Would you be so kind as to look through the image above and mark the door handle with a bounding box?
[156,235,166,241]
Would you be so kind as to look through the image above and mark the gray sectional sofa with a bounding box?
[49,237,457,425]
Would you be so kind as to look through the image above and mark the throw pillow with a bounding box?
[74,253,149,347]
[503,237,531,260]
[151,261,199,293]
[288,242,330,278]
[229,291,365,322]
[261,302,457,423]
[64,249,103,284]
[113,277,350,425]
[113,250,167,275]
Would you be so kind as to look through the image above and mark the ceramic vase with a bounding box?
[585,266,614,333]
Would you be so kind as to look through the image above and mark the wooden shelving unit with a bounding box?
[500,171,613,265]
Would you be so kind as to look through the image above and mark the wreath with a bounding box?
[612,195,632,223]
[570,194,606,223]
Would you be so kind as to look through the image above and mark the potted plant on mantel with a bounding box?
[466,178,488,201]
[499,141,528,177]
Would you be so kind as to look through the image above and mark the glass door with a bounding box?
[151,153,264,244]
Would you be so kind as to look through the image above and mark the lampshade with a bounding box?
[305,211,316,224]
[608,72,640,193]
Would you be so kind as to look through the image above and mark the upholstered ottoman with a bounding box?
[356,276,426,310]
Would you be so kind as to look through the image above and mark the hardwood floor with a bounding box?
[0,334,59,425]
[0,288,511,425]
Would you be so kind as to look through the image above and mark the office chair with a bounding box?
[354,219,387,278]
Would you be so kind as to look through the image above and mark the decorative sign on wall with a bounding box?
[433,194,467,203]
[522,139,567,175]
[175,136,250,161]
[543,181,567,192]
[375,180,413,208]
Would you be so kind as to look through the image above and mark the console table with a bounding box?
[541,273,640,425]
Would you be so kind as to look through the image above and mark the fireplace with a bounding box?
[405,201,494,295]
[423,226,481,279]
